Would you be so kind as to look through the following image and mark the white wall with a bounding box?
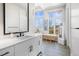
[29,3,36,33]
[0,3,14,38]
[0,3,4,36]
[64,4,71,48]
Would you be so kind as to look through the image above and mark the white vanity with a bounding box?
[0,34,42,56]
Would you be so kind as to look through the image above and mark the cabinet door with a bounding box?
[19,5,28,32]
[14,42,29,56]
[0,47,14,56]
[71,3,79,56]
[5,3,19,33]
[29,36,41,56]
[15,38,33,56]
[71,29,79,56]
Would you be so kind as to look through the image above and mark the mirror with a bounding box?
[3,3,29,34]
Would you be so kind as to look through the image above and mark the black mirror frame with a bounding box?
[3,3,29,35]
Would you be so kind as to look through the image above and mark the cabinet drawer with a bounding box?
[0,47,14,56]
[14,39,33,56]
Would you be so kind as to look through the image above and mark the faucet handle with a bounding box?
[20,32,24,37]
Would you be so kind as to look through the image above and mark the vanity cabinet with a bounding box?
[14,36,41,56]
[0,36,41,56]
[0,47,14,56]
[14,38,34,56]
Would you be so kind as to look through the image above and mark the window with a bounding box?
[34,8,64,34]
[48,10,64,34]
[34,11,44,32]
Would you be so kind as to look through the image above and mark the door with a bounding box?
[71,3,79,56]
[5,3,20,33]
[71,29,79,55]
[48,7,65,45]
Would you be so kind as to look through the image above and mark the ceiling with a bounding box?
[34,3,65,10]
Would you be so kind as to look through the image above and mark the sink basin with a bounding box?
[17,36,33,40]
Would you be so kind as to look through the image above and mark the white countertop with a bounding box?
[0,34,41,50]
[25,33,42,36]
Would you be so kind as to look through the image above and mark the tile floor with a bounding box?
[40,40,70,56]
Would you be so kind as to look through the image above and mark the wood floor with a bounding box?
[40,40,70,56]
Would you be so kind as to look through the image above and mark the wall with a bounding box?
[0,3,15,38]
[0,3,3,36]
[64,4,71,48]
[29,3,36,33]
